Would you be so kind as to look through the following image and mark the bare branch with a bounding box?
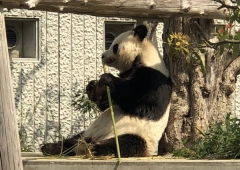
[194,21,240,48]
[222,56,240,95]
[215,39,240,45]
[213,0,238,10]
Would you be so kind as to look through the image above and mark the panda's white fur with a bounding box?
[102,30,169,77]
[41,25,172,157]
[82,104,170,155]
[82,27,171,156]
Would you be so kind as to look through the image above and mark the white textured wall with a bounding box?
[4,9,239,151]
[3,9,146,151]
[5,9,110,150]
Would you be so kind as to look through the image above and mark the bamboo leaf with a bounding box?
[186,54,191,63]
[219,44,225,54]
[237,0,240,6]
[195,52,206,75]
[200,48,206,53]
[232,44,240,59]
[183,47,189,54]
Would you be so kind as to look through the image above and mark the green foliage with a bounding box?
[173,113,240,159]
[19,127,34,152]
[71,89,100,117]
[167,32,190,55]
[167,32,206,74]
[213,0,240,59]
[212,23,240,59]
[166,1,240,74]
[227,0,240,23]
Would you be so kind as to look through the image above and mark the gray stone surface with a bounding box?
[22,157,240,170]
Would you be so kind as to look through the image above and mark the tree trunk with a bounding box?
[0,5,23,170]
[162,18,240,152]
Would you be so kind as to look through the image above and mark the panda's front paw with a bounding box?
[41,143,62,156]
[86,80,98,102]
[86,80,97,94]
[99,73,114,87]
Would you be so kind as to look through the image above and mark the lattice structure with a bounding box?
[2,0,228,19]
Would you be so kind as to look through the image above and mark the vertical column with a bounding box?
[0,5,23,170]
[19,9,35,151]
[84,15,97,127]
[46,12,59,142]
[59,13,72,137]
[33,10,47,148]
[71,14,85,134]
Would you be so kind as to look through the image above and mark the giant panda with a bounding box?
[41,25,172,157]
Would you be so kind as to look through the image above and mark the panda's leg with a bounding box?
[92,134,148,157]
[41,132,87,156]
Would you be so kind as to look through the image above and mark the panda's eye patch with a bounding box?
[113,44,118,54]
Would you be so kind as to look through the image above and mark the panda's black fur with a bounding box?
[41,25,172,157]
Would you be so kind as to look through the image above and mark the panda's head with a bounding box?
[102,25,169,77]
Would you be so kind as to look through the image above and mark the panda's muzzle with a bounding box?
[102,55,115,64]
[104,58,115,64]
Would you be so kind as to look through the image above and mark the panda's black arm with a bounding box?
[99,72,146,106]
[99,67,171,117]
[86,80,109,111]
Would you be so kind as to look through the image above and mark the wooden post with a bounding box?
[0,4,23,170]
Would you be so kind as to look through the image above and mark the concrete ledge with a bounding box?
[22,153,240,170]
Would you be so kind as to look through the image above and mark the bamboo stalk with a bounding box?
[102,64,121,164]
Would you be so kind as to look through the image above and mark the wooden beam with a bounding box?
[2,0,229,19]
[0,4,23,170]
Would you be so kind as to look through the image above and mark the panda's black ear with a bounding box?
[133,25,148,41]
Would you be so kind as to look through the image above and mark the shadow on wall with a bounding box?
[10,60,100,151]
